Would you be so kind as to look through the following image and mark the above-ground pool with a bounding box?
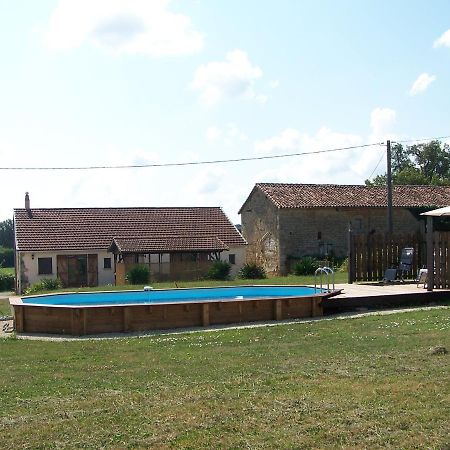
[11,285,339,336]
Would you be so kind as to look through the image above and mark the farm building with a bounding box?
[14,194,246,293]
[239,183,450,275]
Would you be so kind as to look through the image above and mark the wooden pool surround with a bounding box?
[11,292,336,336]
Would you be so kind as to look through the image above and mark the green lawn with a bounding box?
[1,308,449,449]
[0,266,14,276]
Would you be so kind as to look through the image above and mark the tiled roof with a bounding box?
[244,183,450,209]
[110,235,229,253]
[14,207,246,252]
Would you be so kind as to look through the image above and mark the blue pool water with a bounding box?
[22,286,324,306]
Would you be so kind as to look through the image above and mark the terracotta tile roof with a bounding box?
[110,236,229,253]
[244,183,450,209]
[14,207,246,252]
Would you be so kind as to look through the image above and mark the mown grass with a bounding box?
[1,308,449,449]
[0,266,14,276]
[0,298,11,316]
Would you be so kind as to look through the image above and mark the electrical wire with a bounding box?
[0,142,383,171]
[393,135,450,144]
[366,148,387,180]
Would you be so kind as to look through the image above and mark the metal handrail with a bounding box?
[314,266,335,293]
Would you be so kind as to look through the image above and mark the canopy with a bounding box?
[421,206,450,217]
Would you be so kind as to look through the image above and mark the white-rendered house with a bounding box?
[14,194,246,293]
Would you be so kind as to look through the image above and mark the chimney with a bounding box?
[25,192,32,218]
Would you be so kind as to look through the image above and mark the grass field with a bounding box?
[1,308,449,449]
[0,266,14,275]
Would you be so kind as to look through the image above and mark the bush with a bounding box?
[238,263,266,279]
[24,278,62,295]
[0,271,15,291]
[206,260,231,281]
[334,257,348,273]
[292,257,320,276]
[126,265,150,284]
[0,247,14,268]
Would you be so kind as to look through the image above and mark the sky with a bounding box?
[1,0,450,223]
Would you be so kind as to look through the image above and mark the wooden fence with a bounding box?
[430,232,450,289]
[348,232,424,283]
[349,231,450,288]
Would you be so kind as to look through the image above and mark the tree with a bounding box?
[0,219,14,248]
[365,140,450,186]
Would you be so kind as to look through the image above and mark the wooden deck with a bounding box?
[323,282,450,314]
[334,282,429,298]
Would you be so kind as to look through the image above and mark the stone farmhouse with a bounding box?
[14,194,246,293]
[239,183,450,275]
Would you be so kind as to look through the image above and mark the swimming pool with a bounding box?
[21,286,325,306]
[11,285,339,336]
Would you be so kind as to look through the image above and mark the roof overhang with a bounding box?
[109,235,229,254]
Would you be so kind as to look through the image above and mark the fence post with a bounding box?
[426,216,434,291]
[347,222,354,283]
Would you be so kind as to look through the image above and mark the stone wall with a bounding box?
[278,207,424,274]
[241,192,426,276]
[241,188,280,275]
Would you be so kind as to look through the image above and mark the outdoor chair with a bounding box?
[416,268,428,289]
[383,247,414,283]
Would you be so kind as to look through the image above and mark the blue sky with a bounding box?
[1,0,450,222]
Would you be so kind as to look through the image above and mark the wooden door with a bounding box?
[87,254,98,287]
[57,255,69,287]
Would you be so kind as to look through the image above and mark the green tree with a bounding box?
[365,140,450,186]
[0,219,14,248]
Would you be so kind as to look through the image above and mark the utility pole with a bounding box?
[386,140,393,234]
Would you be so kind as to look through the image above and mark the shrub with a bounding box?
[126,265,150,284]
[206,260,231,281]
[0,247,14,268]
[292,256,320,276]
[238,263,266,279]
[337,257,349,273]
[0,271,15,291]
[24,278,62,295]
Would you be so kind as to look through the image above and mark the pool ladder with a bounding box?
[314,266,335,293]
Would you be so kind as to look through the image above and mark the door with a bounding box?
[87,254,98,287]
[57,255,69,287]
[68,255,88,287]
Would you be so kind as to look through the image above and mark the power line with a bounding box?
[0,142,383,171]
[367,147,386,180]
[393,134,450,144]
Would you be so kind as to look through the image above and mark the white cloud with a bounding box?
[369,107,397,143]
[43,0,204,56]
[185,168,225,196]
[206,123,247,144]
[268,80,280,89]
[433,29,450,48]
[206,126,222,141]
[191,50,263,106]
[409,73,436,96]
[252,108,398,187]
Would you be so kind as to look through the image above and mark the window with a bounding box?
[228,254,236,265]
[317,231,322,240]
[353,218,363,230]
[38,257,52,275]
[104,257,112,269]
